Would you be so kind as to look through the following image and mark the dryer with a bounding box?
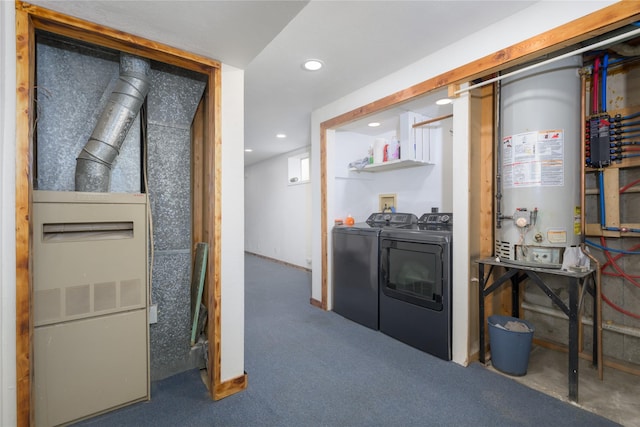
[378,212,453,360]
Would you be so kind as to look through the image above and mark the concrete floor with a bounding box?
[489,345,640,427]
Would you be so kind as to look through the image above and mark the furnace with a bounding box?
[33,190,149,426]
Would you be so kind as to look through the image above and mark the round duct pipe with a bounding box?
[75,53,150,192]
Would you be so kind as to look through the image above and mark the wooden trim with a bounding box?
[604,168,621,229]
[320,125,328,311]
[191,100,205,246]
[15,2,230,423]
[191,95,206,356]
[213,373,248,400]
[479,85,494,260]
[209,65,224,400]
[15,1,220,73]
[319,2,640,310]
[15,7,34,426]
[310,298,323,309]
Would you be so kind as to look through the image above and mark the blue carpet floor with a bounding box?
[74,254,619,426]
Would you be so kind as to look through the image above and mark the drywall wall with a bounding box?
[333,122,454,223]
[244,146,312,269]
[220,63,246,382]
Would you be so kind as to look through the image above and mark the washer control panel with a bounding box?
[366,212,418,226]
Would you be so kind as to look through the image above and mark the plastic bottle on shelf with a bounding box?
[388,138,399,160]
[373,138,385,163]
[368,145,374,164]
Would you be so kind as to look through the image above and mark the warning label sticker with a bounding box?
[503,130,565,189]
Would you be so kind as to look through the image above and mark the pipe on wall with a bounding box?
[75,53,150,192]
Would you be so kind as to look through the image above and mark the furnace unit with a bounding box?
[33,190,149,426]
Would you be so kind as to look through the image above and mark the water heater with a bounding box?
[496,56,582,268]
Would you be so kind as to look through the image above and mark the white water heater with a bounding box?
[496,56,582,268]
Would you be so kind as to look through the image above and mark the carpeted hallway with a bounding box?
[73,254,619,426]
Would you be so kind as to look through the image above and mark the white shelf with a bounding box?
[349,158,434,173]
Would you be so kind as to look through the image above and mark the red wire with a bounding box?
[619,178,640,194]
[623,177,640,188]
[600,237,640,288]
[601,242,640,280]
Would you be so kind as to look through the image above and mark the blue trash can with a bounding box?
[488,315,535,376]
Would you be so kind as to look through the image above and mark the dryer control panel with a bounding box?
[418,212,453,231]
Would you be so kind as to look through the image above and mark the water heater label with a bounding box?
[502,130,565,188]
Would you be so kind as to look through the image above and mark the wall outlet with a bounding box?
[149,304,158,324]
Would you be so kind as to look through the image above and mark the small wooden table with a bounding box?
[476,257,597,402]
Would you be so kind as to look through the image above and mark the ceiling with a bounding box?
[28,0,538,165]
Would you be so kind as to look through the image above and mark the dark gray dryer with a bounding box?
[332,213,417,330]
[378,212,453,360]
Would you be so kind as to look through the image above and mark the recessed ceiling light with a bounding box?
[244,148,253,152]
[368,122,381,127]
[436,98,453,105]
[302,59,323,71]
[276,133,287,139]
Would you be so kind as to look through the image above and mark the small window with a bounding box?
[288,152,310,184]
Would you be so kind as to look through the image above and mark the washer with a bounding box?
[332,213,417,330]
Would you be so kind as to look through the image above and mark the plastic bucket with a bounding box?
[488,315,535,376]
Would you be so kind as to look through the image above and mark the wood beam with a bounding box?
[15,1,219,73]
[15,6,34,426]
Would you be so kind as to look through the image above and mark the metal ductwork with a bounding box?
[75,53,150,192]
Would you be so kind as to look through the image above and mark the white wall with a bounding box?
[244,146,312,269]
[220,64,246,382]
[1,2,17,425]
[311,1,618,366]
[333,122,453,224]
[0,10,246,422]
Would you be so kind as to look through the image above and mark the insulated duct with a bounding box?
[75,53,150,192]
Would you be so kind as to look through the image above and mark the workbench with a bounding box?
[476,257,597,402]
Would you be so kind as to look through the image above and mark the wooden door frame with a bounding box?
[14,2,241,425]
[318,2,640,310]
